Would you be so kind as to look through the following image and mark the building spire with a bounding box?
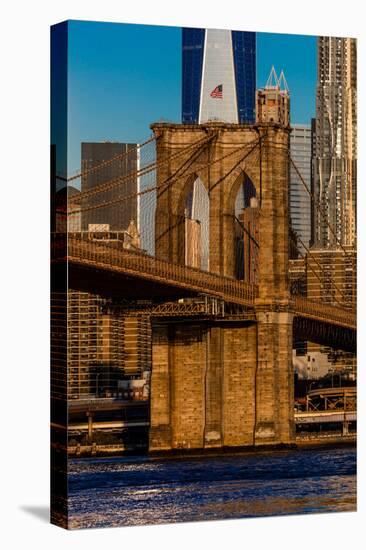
[278,70,289,92]
[265,66,280,89]
[256,66,290,127]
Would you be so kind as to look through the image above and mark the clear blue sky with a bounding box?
[67,20,317,174]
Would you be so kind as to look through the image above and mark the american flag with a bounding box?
[210,84,223,99]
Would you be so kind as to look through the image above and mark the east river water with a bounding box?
[68,446,356,529]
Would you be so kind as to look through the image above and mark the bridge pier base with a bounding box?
[254,311,295,445]
[86,412,93,443]
[149,320,295,453]
[342,419,349,436]
[149,123,295,453]
[203,326,223,448]
[149,325,173,452]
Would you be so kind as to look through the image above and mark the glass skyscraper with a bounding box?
[81,142,138,232]
[290,124,312,254]
[312,37,357,248]
[182,28,256,124]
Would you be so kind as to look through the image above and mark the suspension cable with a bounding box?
[294,246,344,308]
[74,136,261,214]
[289,155,349,256]
[70,134,213,204]
[296,235,346,303]
[66,136,156,183]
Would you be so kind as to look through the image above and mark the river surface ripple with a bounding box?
[68,446,356,529]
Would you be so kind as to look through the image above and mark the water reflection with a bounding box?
[68,447,356,529]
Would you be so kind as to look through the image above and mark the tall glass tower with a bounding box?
[182,28,256,124]
[313,37,357,248]
[290,124,312,254]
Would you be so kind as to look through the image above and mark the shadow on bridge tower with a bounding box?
[150,122,294,451]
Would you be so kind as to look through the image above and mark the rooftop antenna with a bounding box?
[278,70,289,93]
[265,66,280,89]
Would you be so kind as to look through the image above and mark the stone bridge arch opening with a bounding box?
[179,174,210,271]
[222,169,259,281]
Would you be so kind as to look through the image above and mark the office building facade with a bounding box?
[312,37,357,248]
[67,290,152,398]
[306,247,356,309]
[182,28,256,124]
[306,247,357,378]
[289,249,357,377]
[290,125,312,254]
[81,142,139,232]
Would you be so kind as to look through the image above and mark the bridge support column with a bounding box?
[86,412,93,443]
[203,324,257,448]
[149,325,173,451]
[254,311,294,444]
[150,323,207,451]
[149,322,258,452]
[342,418,349,436]
[221,323,257,447]
[252,125,294,445]
[203,326,223,447]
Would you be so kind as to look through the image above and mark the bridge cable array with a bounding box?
[60,130,355,315]
[288,152,355,310]
[289,156,349,256]
[57,136,156,183]
[294,238,345,308]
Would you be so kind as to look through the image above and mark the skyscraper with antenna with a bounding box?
[182,27,256,124]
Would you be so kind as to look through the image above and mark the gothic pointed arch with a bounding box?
[176,173,210,269]
[220,168,259,279]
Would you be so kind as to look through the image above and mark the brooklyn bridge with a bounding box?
[51,122,356,452]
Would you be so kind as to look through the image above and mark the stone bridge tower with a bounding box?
[149,122,294,451]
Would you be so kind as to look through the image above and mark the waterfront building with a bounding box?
[290,125,312,253]
[289,246,356,310]
[293,350,333,380]
[312,37,357,248]
[66,224,149,397]
[289,247,357,378]
[67,290,152,398]
[67,290,114,398]
[122,315,151,378]
[182,27,256,124]
[289,257,307,297]
[306,247,356,309]
[81,141,139,232]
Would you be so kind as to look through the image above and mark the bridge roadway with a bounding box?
[65,397,356,433]
[68,397,148,414]
[295,410,356,424]
[55,234,356,332]
[306,387,356,400]
[66,412,356,432]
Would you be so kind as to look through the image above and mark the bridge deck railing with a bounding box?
[64,234,258,306]
[292,295,356,330]
[52,234,356,330]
